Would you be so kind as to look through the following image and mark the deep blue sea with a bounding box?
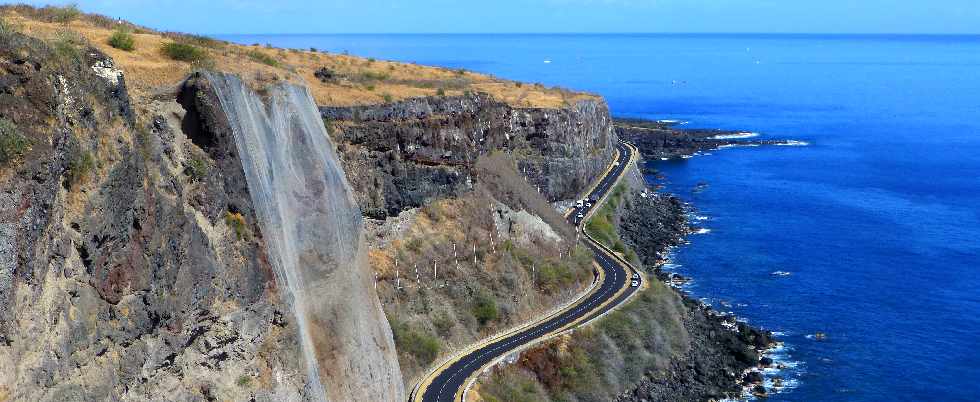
[219,34,980,401]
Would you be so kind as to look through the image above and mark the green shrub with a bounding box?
[67,149,95,189]
[0,15,16,35]
[322,116,335,136]
[160,42,208,63]
[178,34,224,49]
[0,118,30,166]
[382,93,393,103]
[50,29,85,63]
[472,291,499,326]
[482,370,548,402]
[436,88,446,96]
[46,4,80,26]
[235,375,251,387]
[225,211,250,240]
[107,29,135,51]
[246,49,279,67]
[391,321,441,365]
[405,237,423,253]
[184,155,209,182]
[432,311,454,337]
[361,71,389,81]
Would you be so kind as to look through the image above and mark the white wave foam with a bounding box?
[776,140,810,146]
[716,143,761,149]
[712,132,759,140]
[693,228,711,234]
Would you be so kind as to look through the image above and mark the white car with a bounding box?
[585,202,592,208]
[576,213,584,219]
[632,273,640,280]
[631,280,639,287]
[614,161,620,166]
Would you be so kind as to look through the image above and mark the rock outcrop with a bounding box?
[0,30,402,401]
[322,94,616,219]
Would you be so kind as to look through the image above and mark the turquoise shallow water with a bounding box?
[219,33,980,401]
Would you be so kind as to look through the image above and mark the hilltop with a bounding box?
[1,4,595,109]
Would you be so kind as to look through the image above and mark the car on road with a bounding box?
[614,161,620,166]
[631,280,639,287]
[576,199,584,208]
[576,213,584,219]
[632,273,640,280]
[585,202,592,207]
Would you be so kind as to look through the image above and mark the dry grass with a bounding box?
[1,6,597,109]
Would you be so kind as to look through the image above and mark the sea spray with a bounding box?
[207,72,404,401]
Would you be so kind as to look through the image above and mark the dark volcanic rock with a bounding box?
[614,169,777,402]
[322,93,616,218]
[0,31,308,400]
[615,118,791,161]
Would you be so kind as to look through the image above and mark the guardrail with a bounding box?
[411,141,644,402]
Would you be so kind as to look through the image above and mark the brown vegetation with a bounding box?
[372,153,595,386]
[0,5,597,108]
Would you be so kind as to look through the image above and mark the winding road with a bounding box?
[410,141,644,402]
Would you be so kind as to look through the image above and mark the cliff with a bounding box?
[1,5,700,402]
[322,93,615,219]
[0,30,313,401]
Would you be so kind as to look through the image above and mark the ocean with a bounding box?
[218,33,980,401]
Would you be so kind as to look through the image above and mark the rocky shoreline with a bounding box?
[614,119,788,401]
[616,118,802,163]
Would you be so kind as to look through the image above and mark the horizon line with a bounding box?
[210,32,980,37]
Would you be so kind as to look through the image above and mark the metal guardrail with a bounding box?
[410,141,644,402]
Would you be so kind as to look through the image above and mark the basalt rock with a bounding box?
[614,164,777,402]
[322,93,616,218]
[0,31,309,400]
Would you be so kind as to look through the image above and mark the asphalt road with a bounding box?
[414,141,641,402]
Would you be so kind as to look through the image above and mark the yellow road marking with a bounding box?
[413,141,645,402]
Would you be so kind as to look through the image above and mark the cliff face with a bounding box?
[204,72,405,402]
[0,32,311,401]
[0,29,406,401]
[1,12,621,401]
[322,93,616,219]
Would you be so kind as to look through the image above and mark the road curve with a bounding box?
[411,141,642,402]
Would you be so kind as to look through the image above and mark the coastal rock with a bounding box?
[615,119,792,159]
[322,93,616,218]
[743,371,764,385]
[0,32,310,400]
[612,162,779,402]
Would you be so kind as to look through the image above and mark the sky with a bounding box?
[16,0,980,35]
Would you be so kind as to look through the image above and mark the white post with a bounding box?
[473,243,477,265]
[415,264,419,287]
[433,261,438,280]
[454,243,459,271]
[374,272,378,290]
[395,259,400,289]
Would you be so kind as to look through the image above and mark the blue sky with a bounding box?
[19,0,980,34]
